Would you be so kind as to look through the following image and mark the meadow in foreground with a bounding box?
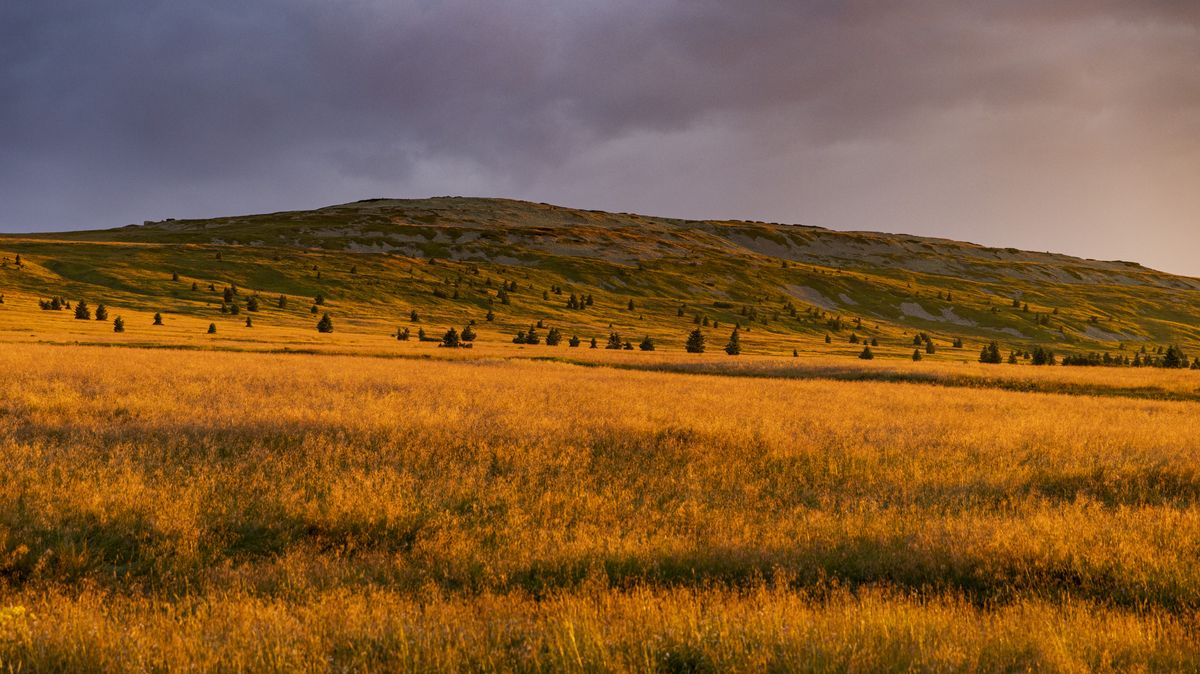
[1,343,1199,672]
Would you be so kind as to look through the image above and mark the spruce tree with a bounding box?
[486,309,495,321]
[207,323,217,334]
[685,328,706,354]
[316,313,334,333]
[912,348,923,361]
[858,345,874,360]
[724,328,741,355]
[545,327,563,346]
[606,332,623,350]
[639,335,655,351]
[569,335,581,347]
[153,312,163,325]
[979,341,1002,364]
[314,293,325,305]
[172,271,179,281]
[223,287,235,303]
[245,316,253,328]
[74,300,91,320]
[792,348,799,358]
[824,334,832,344]
[627,299,635,311]
[441,328,460,348]
[410,309,420,322]
[277,294,288,309]
[590,337,598,349]
[113,316,124,333]
[246,296,259,312]
[461,325,477,342]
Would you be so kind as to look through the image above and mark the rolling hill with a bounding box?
[2,196,1198,356]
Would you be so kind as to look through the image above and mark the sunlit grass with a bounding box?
[1,343,1199,670]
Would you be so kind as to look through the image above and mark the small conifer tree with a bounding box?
[95,304,109,321]
[724,328,741,356]
[314,293,325,306]
[912,348,923,361]
[172,271,179,281]
[74,300,91,320]
[461,325,477,342]
[824,334,832,344]
[153,312,163,325]
[441,327,460,348]
[246,296,259,312]
[245,316,253,328]
[686,328,706,353]
[485,309,495,321]
[397,327,410,341]
[639,335,655,351]
[316,313,334,333]
[590,337,598,349]
[859,345,874,360]
[207,323,217,334]
[277,294,288,309]
[113,316,124,333]
[569,335,581,347]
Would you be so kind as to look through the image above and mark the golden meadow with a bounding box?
[1,343,1199,672]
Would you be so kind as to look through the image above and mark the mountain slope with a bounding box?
[2,196,1198,355]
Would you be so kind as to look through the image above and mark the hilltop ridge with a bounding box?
[2,197,1199,354]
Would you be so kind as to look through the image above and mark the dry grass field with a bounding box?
[1,342,1199,672]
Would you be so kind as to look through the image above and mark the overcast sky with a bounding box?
[2,1,1198,275]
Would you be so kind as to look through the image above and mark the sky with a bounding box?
[2,1,1199,275]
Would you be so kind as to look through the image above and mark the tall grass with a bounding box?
[1,344,1199,671]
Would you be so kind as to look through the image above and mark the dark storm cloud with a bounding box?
[2,1,1199,274]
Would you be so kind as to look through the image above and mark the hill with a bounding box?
[2,196,1198,356]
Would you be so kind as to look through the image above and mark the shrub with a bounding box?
[246,296,259,312]
[485,310,495,322]
[461,325,477,342]
[639,336,655,351]
[569,335,581,347]
[1031,346,1056,366]
[316,313,334,333]
[685,328,705,354]
[397,327,410,341]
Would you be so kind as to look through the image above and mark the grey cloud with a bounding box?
[1,1,1198,275]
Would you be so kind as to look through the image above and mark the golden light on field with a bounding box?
[1,343,1199,670]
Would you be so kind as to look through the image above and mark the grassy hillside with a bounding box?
[2,196,1198,356]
